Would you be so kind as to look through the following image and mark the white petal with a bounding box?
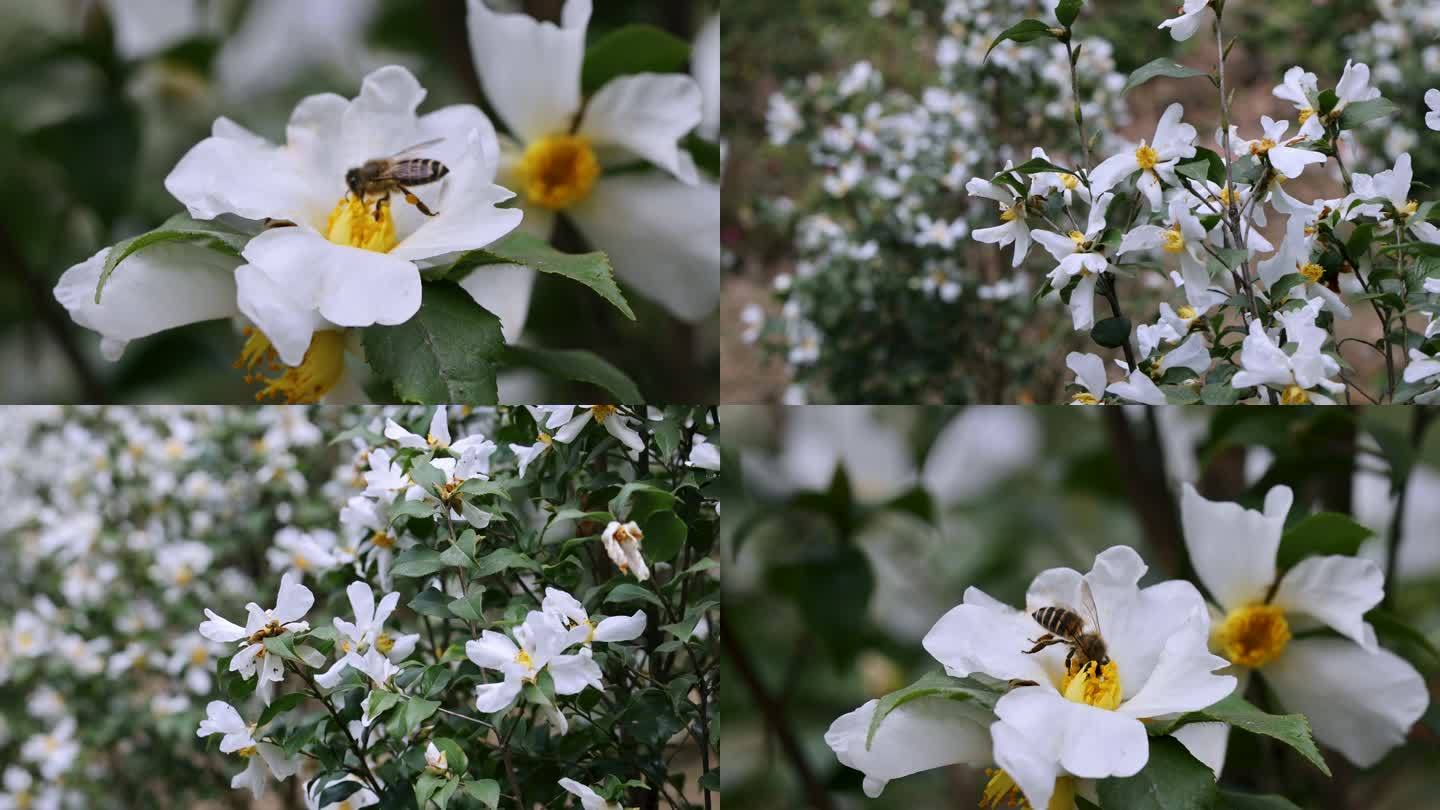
[273,581,314,624]
[234,263,328,367]
[1268,146,1327,179]
[548,650,603,694]
[474,676,523,712]
[1066,351,1108,398]
[337,66,431,171]
[257,742,300,780]
[240,227,421,330]
[372,590,401,631]
[1264,638,1428,767]
[389,129,522,263]
[347,581,376,629]
[1170,722,1230,778]
[923,587,1063,688]
[456,263,536,344]
[417,104,503,186]
[1116,615,1236,718]
[568,173,720,322]
[995,687,1150,779]
[55,245,240,359]
[580,74,703,184]
[1069,273,1098,332]
[1180,483,1292,611]
[592,610,646,642]
[1087,153,1139,198]
[199,610,248,643]
[990,720,1061,810]
[466,0,589,143]
[1107,370,1168,405]
[1271,555,1383,651]
[693,16,720,141]
[1117,225,1166,256]
[165,122,324,225]
[825,697,992,798]
[465,632,519,670]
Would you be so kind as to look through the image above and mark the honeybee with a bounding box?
[1023,580,1111,679]
[346,138,450,220]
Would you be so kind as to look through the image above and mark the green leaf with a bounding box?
[1055,0,1084,27]
[366,690,402,722]
[448,587,486,623]
[463,779,501,809]
[1339,97,1399,129]
[363,283,504,404]
[1091,316,1132,349]
[606,582,665,609]
[1123,58,1212,95]
[1176,147,1226,186]
[581,24,690,95]
[1153,694,1331,776]
[1007,157,1075,176]
[1096,737,1216,810]
[865,672,1000,748]
[415,772,445,808]
[96,214,250,303]
[317,779,366,807]
[257,692,307,727]
[502,345,643,402]
[409,588,454,618]
[410,457,446,491]
[639,509,686,562]
[263,633,302,663]
[985,19,1058,62]
[403,697,442,732]
[389,499,438,523]
[1366,607,1440,668]
[1215,791,1305,810]
[392,548,447,578]
[1275,512,1373,568]
[452,231,634,320]
[610,482,678,522]
[473,548,541,577]
[431,737,468,775]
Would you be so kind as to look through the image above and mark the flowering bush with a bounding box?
[0,404,719,809]
[740,0,1132,403]
[31,1,720,404]
[1346,0,1440,177]
[965,0,1440,404]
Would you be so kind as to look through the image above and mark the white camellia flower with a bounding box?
[197,701,301,798]
[1179,484,1429,766]
[1158,0,1214,42]
[362,448,411,499]
[1273,66,1326,140]
[1227,117,1327,179]
[425,741,449,774]
[1231,299,1345,404]
[55,65,523,403]
[1257,216,1351,319]
[169,632,223,694]
[307,775,379,810]
[558,778,622,810]
[466,611,603,713]
[509,406,559,477]
[826,695,994,799]
[543,405,645,453]
[967,171,1033,268]
[1328,60,1382,126]
[601,521,650,581]
[1119,197,1227,315]
[384,407,493,454]
[1088,104,1197,209]
[267,526,341,581]
[466,0,720,321]
[0,766,56,810]
[1348,153,1440,245]
[1426,89,1440,132]
[20,717,80,781]
[1034,194,1117,331]
[687,435,720,471]
[1065,352,1108,405]
[923,546,1236,810]
[1108,360,1170,406]
[541,587,646,648]
[198,577,314,705]
[315,581,420,689]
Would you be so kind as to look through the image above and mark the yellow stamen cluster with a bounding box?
[1061,660,1122,710]
[1071,392,1100,405]
[1298,108,1315,124]
[1062,174,1080,190]
[515,649,535,676]
[370,530,396,549]
[1161,226,1186,254]
[592,405,619,424]
[517,133,601,210]
[1280,385,1311,406]
[246,620,287,647]
[1176,305,1198,321]
[1135,144,1160,171]
[1401,200,1420,218]
[538,431,554,446]
[235,745,258,759]
[376,633,395,656]
[1000,203,1023,223]
[237,328,347,404]
[189,646,210,667]
[981,770,1077,810]
[326,197,398,253]
[1249,138,1277,156]
[1219,186,1240,207]
[1068,230,1088,250]
[1217,603,1292,666]
[1299,263,1324,284]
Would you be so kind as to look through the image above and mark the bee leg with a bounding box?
[373,195,388,222]
[1064,647,1074,673]
[399,185,439,217]
[1023,635,1061,655]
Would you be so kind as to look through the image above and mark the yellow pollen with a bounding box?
[1217,603,1291,667]
[326,196,398,253]
[370,531,396,549]
[190,646,209,667]
[1298,108,1315,124]
[1401,200,1420,218]
[235,745,258,759]
[1280,385,1311,406]
[515,649,534,672]
[237,328,347,404]
[293,553,310,571]
[538,431,553,446]
[376,633,395,655]
[1000,203,1022,223]
[341,639,353,654]
[1061,660,1122,710]
[1062,174,1079,190]
[1071,392,1100,405]
[1135,144,1160,171]
[981,770,1077,810]
[517,133,600,210]
[1176,305,1198,320]
[1161,226,1185,254]
[1219,186,1240,206]
[1250,138,1277,156]
[592,405,618,424]
[175,566,194,587]
[1068,230,1087,249]
[1299,263,1324,283]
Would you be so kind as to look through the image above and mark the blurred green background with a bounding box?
[720,404,1440,808]
[0,0,717,404]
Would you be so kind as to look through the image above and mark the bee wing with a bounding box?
[1079,580,1102,636]
[385,138,446,160]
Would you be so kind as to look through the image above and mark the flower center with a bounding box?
[1217,603,1291,667]
[1280,385,1311,406]
[370,530,396,549]
[376,632,395,655]
[538,431,553,446]
[1298,108,1315,124]
[1068,230,1088,250]
[1161,226,1185,254]
[190,646,209,667]
[981,770,1075,810]
[1250,138,1277,156]
[1400,200,1420,218]
[1299,263,1324,283]
[1062,174,1079,190]
[1070,392,1099,405]
[1219,186,1240,207]
[592,404,618,423]
[518,134,601,210]
[1135,144,1160,171]
[237,328,347,404]
[1176,305,1198,320]
[235,745,258,759]
[515,649,534,672]
[326,197,398,253]
[1061,659,1121,710]
[246,619,287,646]
[1000,203,1023,223]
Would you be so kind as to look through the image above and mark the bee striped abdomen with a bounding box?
[1033,607,1084,639]
[391,159,449,186]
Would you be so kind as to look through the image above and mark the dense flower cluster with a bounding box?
[743,0,1131,403]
